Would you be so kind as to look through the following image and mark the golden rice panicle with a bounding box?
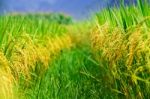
[126,30,141,70]
[37,45,50,68]
[60,34,72,49]
[37,34,72,68]
[0,51,9,68]
[90,26,100,51]
[10,34,37,79]
[90,23,108,61]
[9,33,73,80]
[125,27,150,70]
[90,22,125,65]
[0,51,15,99]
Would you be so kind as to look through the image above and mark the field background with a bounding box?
[1,0,150,99]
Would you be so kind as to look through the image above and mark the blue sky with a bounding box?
[0,0,136,19]
[1,0,110,19]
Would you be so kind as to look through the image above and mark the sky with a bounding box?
[0,0,136,19]
[0,0,110,19]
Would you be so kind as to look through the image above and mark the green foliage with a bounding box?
[96,0,150,31]
[20,48,103,99]
[8,13,73,25]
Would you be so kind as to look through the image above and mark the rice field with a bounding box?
[1,0,150,98]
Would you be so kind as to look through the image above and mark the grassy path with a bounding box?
[22,47,104,99]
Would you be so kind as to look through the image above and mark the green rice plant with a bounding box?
[96,0,150,31]
[91,1,150,97]
[19,47,104,99]
[91,22,150,98]
[0,15,73,99]
[1,0,150,99]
